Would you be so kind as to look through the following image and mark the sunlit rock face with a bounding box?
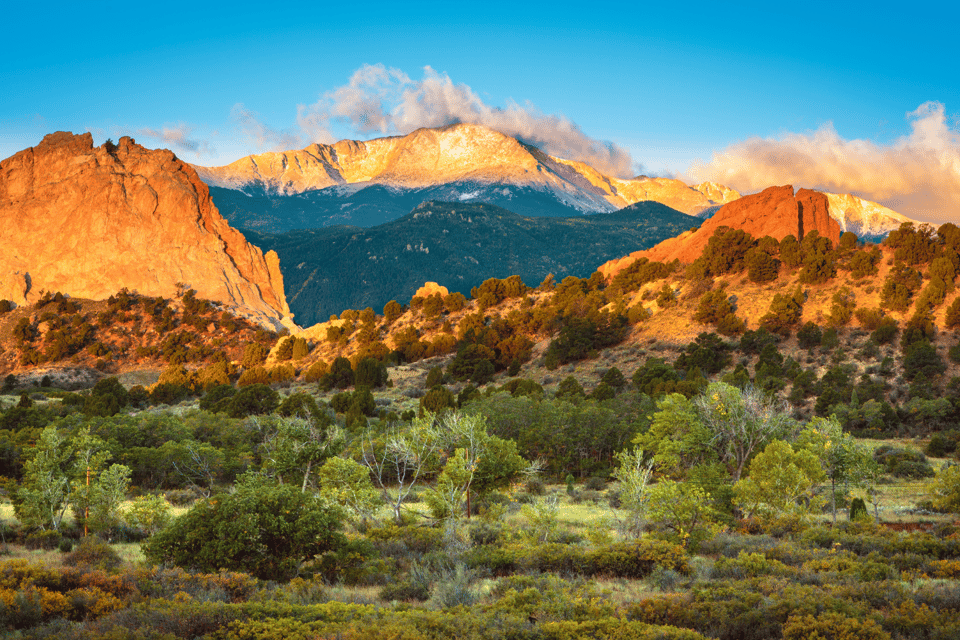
[193,123,740,217]
[0,132,293,330]
[598,185,846,278]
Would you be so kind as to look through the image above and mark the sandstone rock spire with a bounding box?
[598,185,842,278]
[0,132,294,330]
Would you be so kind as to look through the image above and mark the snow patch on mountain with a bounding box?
[824,193,915,239]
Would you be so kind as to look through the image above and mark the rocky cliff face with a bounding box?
[0,132,294,330]
[193,124,740,217]
[599,185,843,277]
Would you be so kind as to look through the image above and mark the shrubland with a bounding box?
[2,222,960,636]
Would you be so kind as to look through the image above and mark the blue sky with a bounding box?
[3,1,958,220]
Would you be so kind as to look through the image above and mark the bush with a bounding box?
[927,465,960,512]
[874,446,935,478]
[144,474,345,581]
[465,539,688,579]
[355,357,388,388]
[796,322,822,350]
[64,537,122,571]
[24,531,61,550]
[783,613,891,640]
[759,287,804,336]
[585,476,607,491]
[379,578,431,602]
[122,494,174,537]
[198,384,236,413]
[276,392,325,420]
[867,319,897,347]
[927,430,960,457]
[320,357,355,390]
[227,383,280,418]
[302,360,330,383]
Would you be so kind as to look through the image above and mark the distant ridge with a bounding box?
[245,199,701,326]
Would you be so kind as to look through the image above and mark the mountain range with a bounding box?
[0,124,924,339]
[193,123,740,231]
[194,124,914,244]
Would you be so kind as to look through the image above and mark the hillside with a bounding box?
[601,185,842,277]
[244,200,701,326]
[0,288,276,382]
[277,223,960,440]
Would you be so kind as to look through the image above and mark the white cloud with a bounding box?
[230,104,308,151]
[688,101,960,223]
[295,64,638,178]
[136,123,214,158]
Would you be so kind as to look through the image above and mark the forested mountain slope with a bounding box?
[245,200,700,326]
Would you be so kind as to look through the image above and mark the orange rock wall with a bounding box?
[599,185,842,278]
[0,132,293,329]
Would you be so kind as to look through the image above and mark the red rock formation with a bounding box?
[0,132,293,329]
[598,185,842,278]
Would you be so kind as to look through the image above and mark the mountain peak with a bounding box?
[192,125,742,219]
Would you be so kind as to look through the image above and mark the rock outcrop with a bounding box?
[0,132,294,330]
[599,185,842,278]
[414,282,449,299]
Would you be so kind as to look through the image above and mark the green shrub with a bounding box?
[64,536,122,571]
[379,578,431,602]
[926,431,960,457]
[24,531,61,550]
[198,384,236,413]
[144,475,345,581]
[227,383,280,418]
[122,494,173,537]
[783,613,891,640]
[796,322,822,350]
[465,539,688,579]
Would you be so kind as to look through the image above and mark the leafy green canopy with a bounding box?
[144,474,345,581]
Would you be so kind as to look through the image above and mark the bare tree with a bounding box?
[361,414,442,523]
[695,382,796,481]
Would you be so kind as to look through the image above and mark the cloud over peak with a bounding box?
[688,101,960,223]
[238,64,637,178]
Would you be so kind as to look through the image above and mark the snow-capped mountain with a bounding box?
[823,193,916,241]
[192,124,740,231]
[193,123,919,238]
